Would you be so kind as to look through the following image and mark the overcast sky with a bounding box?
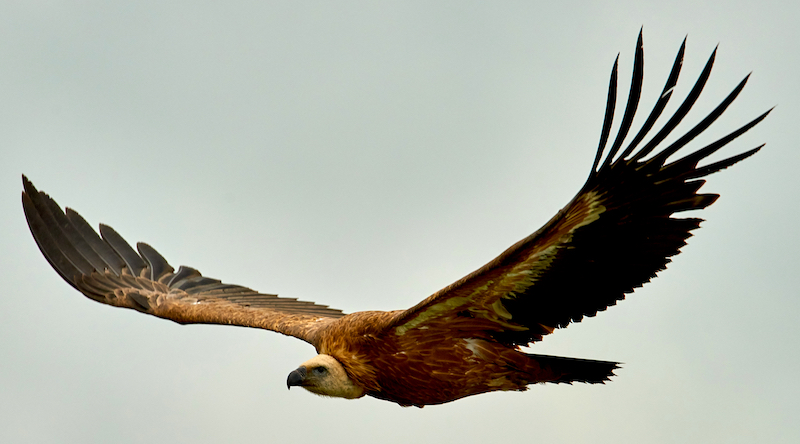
[1,2,798,443]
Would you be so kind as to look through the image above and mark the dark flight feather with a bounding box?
[389,35,768,349]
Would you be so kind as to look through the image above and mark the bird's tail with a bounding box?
[524,353,619,384]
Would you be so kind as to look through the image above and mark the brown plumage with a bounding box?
[22,33,769,407]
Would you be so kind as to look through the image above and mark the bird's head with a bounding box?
[286,354,366,399]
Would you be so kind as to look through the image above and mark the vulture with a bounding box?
[22,33,768,407]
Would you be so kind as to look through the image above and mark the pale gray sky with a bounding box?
[1,2,798,443]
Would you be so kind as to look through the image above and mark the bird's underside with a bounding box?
[22,32,768,407]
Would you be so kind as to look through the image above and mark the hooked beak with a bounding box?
[286,366,307,389]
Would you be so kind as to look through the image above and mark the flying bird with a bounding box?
[22,33,769,407]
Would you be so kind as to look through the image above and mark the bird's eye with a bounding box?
[312,366,328,376]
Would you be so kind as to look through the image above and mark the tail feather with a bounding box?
[526,353,620,384]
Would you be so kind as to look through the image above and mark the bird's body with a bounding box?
[22,32,768,407]
[309,310,615,406]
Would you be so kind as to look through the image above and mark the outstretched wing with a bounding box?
[387,33,769,345]
[22,176,345,345]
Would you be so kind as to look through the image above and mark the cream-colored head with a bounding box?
[286,354,366,399]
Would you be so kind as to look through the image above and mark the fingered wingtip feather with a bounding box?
[630,44,718,163]
[617,36,686,161]
[683,144,764,181]
[21,174,37,196]
[741,71,751,84]
[645,71,752,168]
[591,54,620,174]
[21,177,86,290]
[137,242,174,282]
[602,32,645,170]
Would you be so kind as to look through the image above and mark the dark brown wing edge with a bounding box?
[22,176,346,344]
[386,32,770,345]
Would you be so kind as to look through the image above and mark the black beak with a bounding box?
[287,366,307,389]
